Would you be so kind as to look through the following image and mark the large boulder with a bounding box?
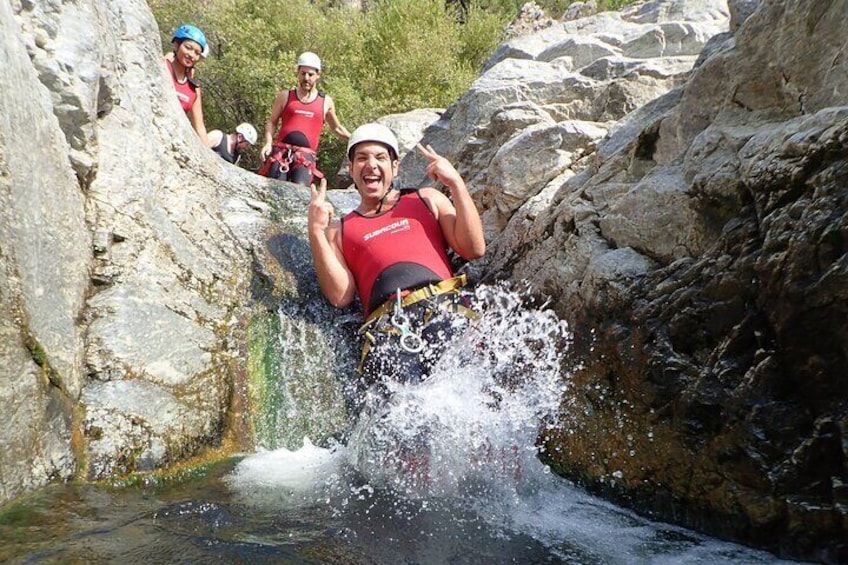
[1,0,349,497]
[464,0,845,560]
[0,0,89,498]
[399,0,730,275]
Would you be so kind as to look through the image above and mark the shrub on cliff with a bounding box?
[152,0,635,177]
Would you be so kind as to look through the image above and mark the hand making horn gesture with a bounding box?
[308,178,333,233]
[416,143,463,190]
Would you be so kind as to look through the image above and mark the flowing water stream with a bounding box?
[0,285,801,564]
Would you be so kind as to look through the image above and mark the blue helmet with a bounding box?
[172,24,209,57]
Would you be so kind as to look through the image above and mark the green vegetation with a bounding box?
[23,334,64,389]
[152,0,635,180]
[246,312,284,449]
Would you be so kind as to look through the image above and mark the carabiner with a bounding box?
[391,289,424,353]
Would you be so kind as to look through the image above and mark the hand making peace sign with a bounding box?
[308,178,333,232]
[416,143,463,189]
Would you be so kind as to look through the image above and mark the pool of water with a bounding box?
[0,286,802,564]
[0,443,797,565]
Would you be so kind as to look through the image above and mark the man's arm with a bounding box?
[323,96,351,141]
[417,144,485,260]
[308,179,357,307]
[261,91,287,160]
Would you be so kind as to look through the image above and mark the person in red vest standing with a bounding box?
[259,52,350,186]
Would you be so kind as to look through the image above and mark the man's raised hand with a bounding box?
[308,178,333,233]
[416,143,462,189]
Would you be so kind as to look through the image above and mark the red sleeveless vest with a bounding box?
[274,89,325,150]
[341,191,453,315]
[167,59,197,112]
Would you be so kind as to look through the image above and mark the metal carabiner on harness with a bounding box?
[391,289,424,354]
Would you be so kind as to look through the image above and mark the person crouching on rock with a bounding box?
[307,123,486,386]
[208,122,257,165]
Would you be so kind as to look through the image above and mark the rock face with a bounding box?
[1,0,90,498]
[2,0,846,561]
[399,0,844,560]
[0,0,315,497]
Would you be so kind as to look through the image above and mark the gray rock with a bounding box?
[1,0,350,493]
[484,1,848,559]
[4,0,846,558]
[1,0,89,502]
[729,0,760,33]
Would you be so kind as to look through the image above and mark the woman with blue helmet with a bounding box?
[163,24,211,146]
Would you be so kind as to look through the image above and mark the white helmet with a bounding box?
[296,51,322,71]
[235,122,257,145]
[347,123,399,160]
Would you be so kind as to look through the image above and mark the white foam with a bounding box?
[226,437,347,508]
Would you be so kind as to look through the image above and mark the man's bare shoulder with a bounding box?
[417,186,450,202]
[416,186,453,217]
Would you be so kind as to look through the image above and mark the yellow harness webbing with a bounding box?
[356,274,474,373]
[359,274,468,331]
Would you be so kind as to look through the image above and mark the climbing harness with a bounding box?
[357,274,477,375]
[258,142,324,182]
[362,275,469,328]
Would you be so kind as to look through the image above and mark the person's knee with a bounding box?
[290,165,312,186]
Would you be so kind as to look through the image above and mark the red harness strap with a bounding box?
[258,143,324,180]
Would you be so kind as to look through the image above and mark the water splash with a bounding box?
[226,437,346,510]
[227,284,796,562]
[233,282,569,506]
[346,282,570,500]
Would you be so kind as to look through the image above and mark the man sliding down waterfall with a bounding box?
[307,123,486,388]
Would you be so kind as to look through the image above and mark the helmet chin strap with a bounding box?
[375,182,396,215]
